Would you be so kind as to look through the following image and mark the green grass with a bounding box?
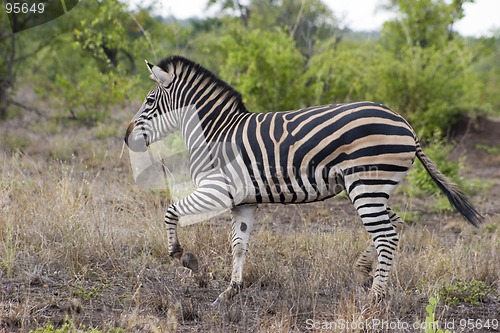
[476,143,500,155]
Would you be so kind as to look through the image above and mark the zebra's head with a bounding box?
[125,60,177,152]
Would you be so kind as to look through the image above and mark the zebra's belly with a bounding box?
[237,169,345,204]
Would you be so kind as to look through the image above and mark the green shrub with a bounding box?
[405,135,491,212]
[73,286,102,301]
[438,279,496,306]
[217,23,305,112]
[50,67,139,125]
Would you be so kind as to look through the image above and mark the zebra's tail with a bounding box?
[415,138,484,227]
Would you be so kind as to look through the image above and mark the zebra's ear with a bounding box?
[145,60,173,87]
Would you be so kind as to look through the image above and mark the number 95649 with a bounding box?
[5,2,45,14]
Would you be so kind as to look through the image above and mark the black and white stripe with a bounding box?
[125,56,483,303]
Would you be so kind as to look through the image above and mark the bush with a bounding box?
[217,23,305,112]
[438,279,496,306]
[371,0,483,140]
[50,66,139,125]
[304,39,374,105]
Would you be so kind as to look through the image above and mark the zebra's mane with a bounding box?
[157,56,248,112]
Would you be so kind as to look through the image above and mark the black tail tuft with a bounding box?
[415,139,484,227]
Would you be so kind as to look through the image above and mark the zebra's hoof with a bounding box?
[354,270,373,289]
[181,252,199,273]
[366,290,385,305]
[169,243,184,259]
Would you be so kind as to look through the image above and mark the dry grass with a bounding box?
[0,112,499,332]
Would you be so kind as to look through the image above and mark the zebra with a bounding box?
[124,56,483,305]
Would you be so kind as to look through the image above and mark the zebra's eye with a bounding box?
[145,97,155,106]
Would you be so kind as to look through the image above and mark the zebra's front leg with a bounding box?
[165,205,183,258]
[212,205,255,306]
[354,243,377,286]
[165,184,233,261]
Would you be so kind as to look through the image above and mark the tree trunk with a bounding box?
[0,79,9,119]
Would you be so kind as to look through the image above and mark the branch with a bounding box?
[128,11,157,63]
[8,99,49,118]
[13,39,55,63]
[290,0,306,39]
[0,31,14,43]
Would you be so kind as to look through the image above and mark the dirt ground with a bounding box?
[0,104,499,332]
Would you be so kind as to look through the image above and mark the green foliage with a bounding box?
[73,286,102,301]
[15,0,153,124]
[1,0,498,136]
[467,34,500,115]
[424,296,455,333]
[373,0,481,139]
[304,39,374,105]
[208,0,341,59]
[381,0,472,50]
[372,44,480,138]
[438,279,496,306]
[217,23,305,112]
[72,1,139,70]
[49,64,139,124]
[248,0,341,58]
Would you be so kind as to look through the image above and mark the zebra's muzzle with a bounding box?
[124,122,148,152]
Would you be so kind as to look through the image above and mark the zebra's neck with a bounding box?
[168,60,248,147]
[177,96,247,183]
[157,56,251,182]
[179,91,247,156]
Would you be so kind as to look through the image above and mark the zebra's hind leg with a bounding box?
[354,207,405,286]
[346,180,400,301]
[212,205,255,306]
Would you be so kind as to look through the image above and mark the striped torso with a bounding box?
[192,101,417,206]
